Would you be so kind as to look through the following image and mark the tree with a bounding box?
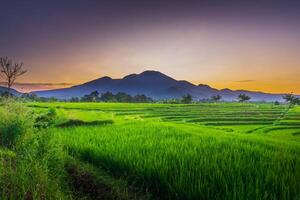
[293,98,300,105]
[211,95,222,102]
[100,91,115,102]
[133,94,153,103]
[0,57,27,90]
[283,93,297,104]
[21,93,39,101]
[69,97,80,102]
[274,101,280,105]
[115,92,132,102]
[182,94,192,104]
[81,91,99,102]
[283,93,293,103]
[237,94,251,102]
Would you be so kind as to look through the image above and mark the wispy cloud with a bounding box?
[0,82,73,86]
[0,82,74,92]
[234,80,256,83]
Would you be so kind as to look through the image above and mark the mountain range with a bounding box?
[32,70,292,102]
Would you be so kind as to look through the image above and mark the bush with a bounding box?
[0,100,70,199]
[0,131,69,199]
[34,108,58,129]
[0,100,34,148]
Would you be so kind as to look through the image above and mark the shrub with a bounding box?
[34,108,58,129]
[0,130,69,199]
[0,100,34,148]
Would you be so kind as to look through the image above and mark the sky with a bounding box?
[0,0,299,93]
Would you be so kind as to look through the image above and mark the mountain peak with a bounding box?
[198,84,212,89]
[139,70,164,76]
[101,76,112,80]
[123,70,173,81]
[138,70,175,81]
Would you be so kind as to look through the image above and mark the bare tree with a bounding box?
[0,56,27,90]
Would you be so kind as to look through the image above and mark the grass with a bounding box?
[51,122,300,200]
[1,101,300,199]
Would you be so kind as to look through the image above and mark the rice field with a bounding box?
[27,102,300,199]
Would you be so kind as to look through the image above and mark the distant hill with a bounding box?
[33,70,292,102]
[0,86,21,96]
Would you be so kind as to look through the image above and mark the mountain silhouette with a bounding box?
[33,70,291,101]
[0,86,20,96]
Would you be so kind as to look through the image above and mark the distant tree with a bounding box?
[182,94,192,104]
[0,56,27,90]
[48,97,58,102]
[274,101,280,105]
[283,93,300,105]
[81,91,99,102]
[69,97,80,102]
[100,91,115,102]
[295,98,300,105]
[211,95,222,102]
[133,94,153,103]
[161,99,181,104]
[21,93,39,101]
[282,93,299,105]
[0,91,13,98]
[283,93,294,103]
[237,94,251,102]
[115,92,132,102]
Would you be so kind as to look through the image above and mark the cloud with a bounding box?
[234,80,256,83]
[0,82,74,92]
[1,82,73,86]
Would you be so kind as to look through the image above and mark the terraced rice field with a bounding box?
[28,102,300,129]
[28,102,300,199]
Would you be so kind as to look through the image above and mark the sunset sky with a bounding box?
[0,0,299,93]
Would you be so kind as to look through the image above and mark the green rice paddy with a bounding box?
[24,102,300,199]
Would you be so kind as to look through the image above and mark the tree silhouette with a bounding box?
[0,57,27,90]
[283,93,295,103]
[237,94,251,102]
[81,91,99,102]
[182,94,192,104]
[211,95,222,102]
[100,91,115,102]
[283,93,299,105]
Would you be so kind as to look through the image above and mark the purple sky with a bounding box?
[0,0,300,93]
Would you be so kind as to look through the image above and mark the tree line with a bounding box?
[0,91,153,103]
[71,91,153,103]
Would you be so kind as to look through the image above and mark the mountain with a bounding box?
[33,70,293,102]
[0,86,21,96]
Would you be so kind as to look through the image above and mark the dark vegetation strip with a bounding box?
[263,126,300,133]
[69,149,171,200]
[58,119,114,128]
[277,122,300,126]
[66,160,151,200]
[187,118,277,122]
[292,132,300,136]
[204,121,274,126]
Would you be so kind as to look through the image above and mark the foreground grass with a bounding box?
[1,102,300,199]
[52,122,300,200]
